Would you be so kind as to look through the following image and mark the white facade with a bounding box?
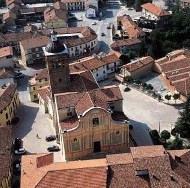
[0,78,14,87]
[86,8,96,18]
[142,9,159,21]
[67,38,98,58]
[92,61,121,82]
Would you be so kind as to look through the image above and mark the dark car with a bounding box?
[47,145,60,152]
[13,159,21,175]
[15,74,24,79]
[11,117,19,124]
[101,32,105,36]
[45,135,56,142]
[13,138,22,150]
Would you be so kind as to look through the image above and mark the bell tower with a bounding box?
[43,31,70,99]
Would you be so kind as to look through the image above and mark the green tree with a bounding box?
[175,95,190,138]
[168,134,183,150]
[173,93,180,103]
[160,130,171,141]
[165,94,171,103]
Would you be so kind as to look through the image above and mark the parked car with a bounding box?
[47,145,60,152]
[13,159,21,175]
[15,74,24,79]
[14,148,26,155]
[11,117,19,124]
[13,138,22,150]
[101,32,105,36]
[45,135,56,142]
[128,7,133,10]
[92,22,97,25]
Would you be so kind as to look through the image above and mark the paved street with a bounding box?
[12,68,65,162]
[120,84,180,145]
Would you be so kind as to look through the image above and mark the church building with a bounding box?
[39,31,129,160]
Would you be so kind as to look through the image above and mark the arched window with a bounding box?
[73,138,78,142]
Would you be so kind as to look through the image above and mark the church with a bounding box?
[38,31,129,160]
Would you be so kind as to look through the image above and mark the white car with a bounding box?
[14,148,26,155]
[92,22,97,25]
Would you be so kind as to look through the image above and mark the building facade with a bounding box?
[36,32,130,160]
[0,83,20,126]
[180,0,190,8]
[19,27,98,65]
[141,3,171,25]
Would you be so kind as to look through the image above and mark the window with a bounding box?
[34,94,37,98]
[73,138,78,142]
[45,78,48,81]
[36,54,40,58]
[33,87,35,90]
[103,71,105,74]
[116,131,120,135]
[67,112,72,117]
[6,113,8,119]
[92,118,99,126]
[40,86,42,88]
[39,79,41,83]
[96,73,98,77]
[59,78,62,82]
[36,48,39,52]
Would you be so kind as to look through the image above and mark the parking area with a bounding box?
[120,84,181,145]
[12,67,65,162]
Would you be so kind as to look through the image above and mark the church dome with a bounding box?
[45,30,65,53]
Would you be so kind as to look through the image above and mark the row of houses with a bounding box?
[4,0,98,29]
[20,145,190,188]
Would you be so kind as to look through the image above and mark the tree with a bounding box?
[134,0,141,11]
[146,84,153,90]
[165,94,171,103]
[167,134,183,150]
[160,130,171,141]
[173,93,180,103]
[175,95,190,138]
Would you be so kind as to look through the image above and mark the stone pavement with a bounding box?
[120,84,181,145]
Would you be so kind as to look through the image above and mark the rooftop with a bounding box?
[0,126,12,184]
[20,145,190,188]
[141,3,170,17]
[0,46,13,58]
[0,83,17,113]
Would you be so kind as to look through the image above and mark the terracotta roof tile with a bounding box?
[122,56,154,72]
[141,3,170,17]
[20,36,50,50]
[60,116,79,131]
[111,38,141,48]
[21,154,107,188]
[37,86,51,102]
[0,126,12,184]
[119,15,145,38]
[0,83,17,112]
[0,46,13,58]
[35,69,49,80]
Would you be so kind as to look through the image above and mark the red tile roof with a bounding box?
[0,126,12,184]
[20,146,190,188]
[37,86,51,102]
[141,3,170,17]
[118,15,145,38]
[3,11,16,21]
[122,56,154,72]
[60,116,79,131]
[55,85,122,113]
[0,46,13,58]
[35,69,49,80]
[156,49,190,96]
[21,154,107,188]
[70,53,119,71]
[111,38,141,48]
[0,83,17,112]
